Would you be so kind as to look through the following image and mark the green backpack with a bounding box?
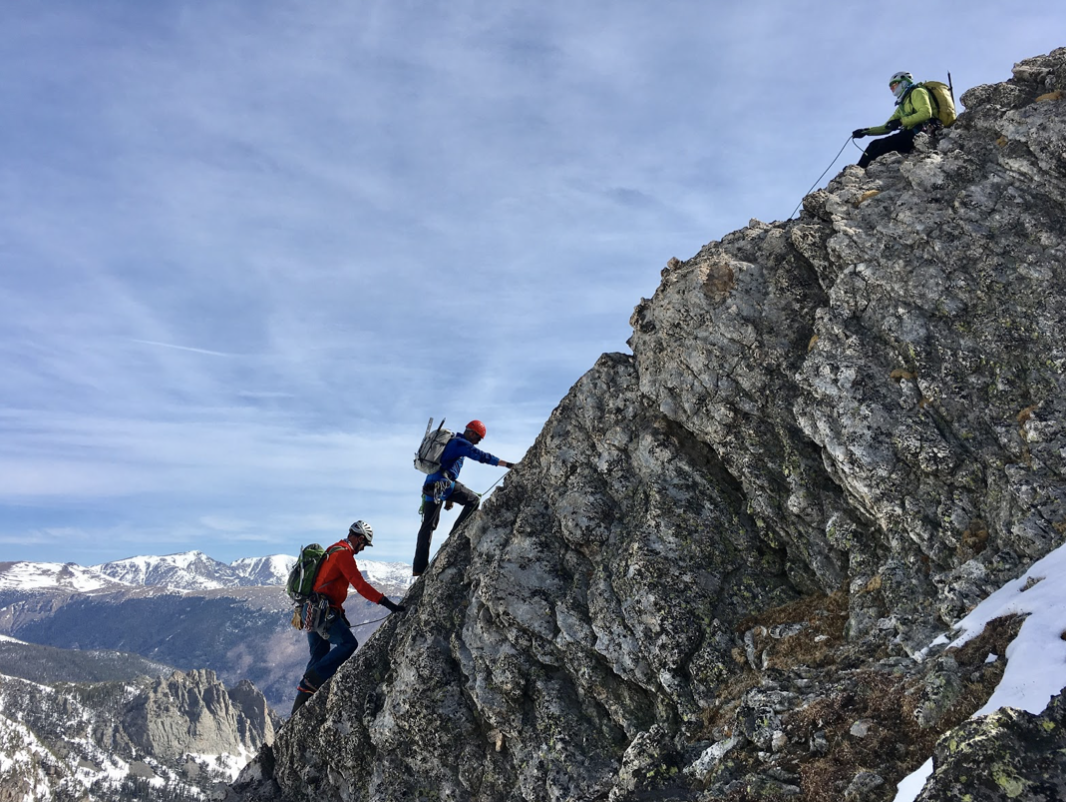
[285,543,344,604]
[919,80,957,127]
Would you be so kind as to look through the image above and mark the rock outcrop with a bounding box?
[916,689,1066,802]
[122,670,275,761]
[228,47,1066,802]
[0,668,278,801]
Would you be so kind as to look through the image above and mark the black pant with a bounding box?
[858,128,917,168]
[413,480,480,575]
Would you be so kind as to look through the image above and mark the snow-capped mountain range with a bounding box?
[0,550,413,594]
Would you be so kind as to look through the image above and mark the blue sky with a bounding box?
[1,1,1059,568]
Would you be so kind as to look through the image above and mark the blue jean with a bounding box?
[304,614,359,681]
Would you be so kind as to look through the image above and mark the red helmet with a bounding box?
[465,420,487,439]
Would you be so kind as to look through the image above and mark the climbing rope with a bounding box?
[351,614,392,627]
[477,473,507,498]
[788,136,864,220]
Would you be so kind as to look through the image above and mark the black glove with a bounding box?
[852,128,868,139]
[885,118,902,131]
[379,597,406,614]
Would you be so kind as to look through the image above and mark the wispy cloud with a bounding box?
[129,339,241,358]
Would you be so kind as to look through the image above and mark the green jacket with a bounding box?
[867,85,935,135]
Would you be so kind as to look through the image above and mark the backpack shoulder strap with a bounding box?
[320,543,348,568]
[313,543,350,590]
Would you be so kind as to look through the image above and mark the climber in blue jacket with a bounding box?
[412,420,515,577]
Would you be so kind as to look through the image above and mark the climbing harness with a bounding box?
[788,136,863,220]
[417,474,508,514]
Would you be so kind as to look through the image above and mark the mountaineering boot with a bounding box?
[291,687,314,715]
[302,669,324,692]
[290,669,326,715]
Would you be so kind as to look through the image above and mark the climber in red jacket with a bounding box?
[291,520,405,715]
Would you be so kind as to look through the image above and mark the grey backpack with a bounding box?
[414,417,453,474]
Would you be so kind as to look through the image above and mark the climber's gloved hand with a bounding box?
[852,128,868,139]
[884,119,902,131]
[379,598,406,614]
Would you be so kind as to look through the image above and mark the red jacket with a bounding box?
[313,539,384,609]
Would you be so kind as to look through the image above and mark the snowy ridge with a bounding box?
[358,558,415,589]
[92,550,238,590]
[0,670,266,799]
[0,550,413,594]
[230,554,293,586]
[0,561,130,593]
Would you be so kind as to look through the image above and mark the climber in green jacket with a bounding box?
[852,71,937,169]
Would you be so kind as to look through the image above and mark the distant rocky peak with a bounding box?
[230,554,294,586]
[126,668,276,760]
[0,666,278,801]
[93,550,236,590]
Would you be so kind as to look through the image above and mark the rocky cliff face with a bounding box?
[228,48,1066,802]
[121,670,275,762]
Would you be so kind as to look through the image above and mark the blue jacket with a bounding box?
[423,435,500,495]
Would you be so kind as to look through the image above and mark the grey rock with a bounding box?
[608,725,684,801]
[770,730,788,752]
[684,736,740,780]
[916,691,1066,802]
[915,656,965,729]
[845,770,885,801]
[809,730,829,755]
[124,669,275,761]
[849,718,876,738]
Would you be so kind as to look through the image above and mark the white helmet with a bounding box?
[349,520,374,546]
[889,71,913,99]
